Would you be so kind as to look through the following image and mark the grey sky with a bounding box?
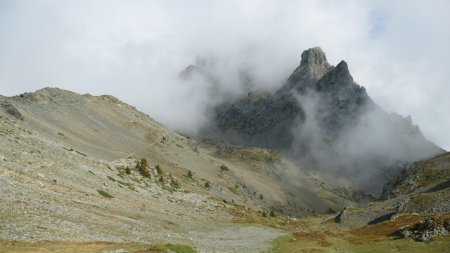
[0,0,449,150]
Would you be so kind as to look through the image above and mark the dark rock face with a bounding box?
[334,207,347,223]
[201,47,444,191]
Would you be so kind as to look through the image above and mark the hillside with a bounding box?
[0,87,365,252]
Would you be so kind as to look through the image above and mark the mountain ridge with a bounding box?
[199,47,444,192]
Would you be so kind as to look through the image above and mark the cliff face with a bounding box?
[203,47,444,191]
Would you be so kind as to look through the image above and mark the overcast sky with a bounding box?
[0,0,449,150]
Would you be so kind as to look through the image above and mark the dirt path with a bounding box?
[189,225,285,253]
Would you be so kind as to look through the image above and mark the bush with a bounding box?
[125,166,131,174]
[137,158,150,178]
[262,211,267,217]
[204,181,210,188]
[220,164,229,171]
[156,163,163,175]
[170,175,180,189]
[259,194,264,200]
[270,211,276,217]
[187,170,193,178]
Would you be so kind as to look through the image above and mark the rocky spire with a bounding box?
[300,47,330,70]
[314,60,356,94]
[282,47,332,93]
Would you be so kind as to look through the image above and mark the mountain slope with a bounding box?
[0,87,367,251]
[333,152,450,229]
[202,47,444,191]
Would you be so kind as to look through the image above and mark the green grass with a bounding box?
[107,176,116,182]
[161,184,177,193]
[117,180,132,187]
[97,189,113,198]
[147,243,196,253]
[0,240,197,253]
[271,233,450,253]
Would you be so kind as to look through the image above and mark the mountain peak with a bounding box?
[282,47,331,91]
[334,60,352,82]
[300,47,329,68]
[315,60,354,92]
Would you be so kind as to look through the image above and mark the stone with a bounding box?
[335,207,347,224]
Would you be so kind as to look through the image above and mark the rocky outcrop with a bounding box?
[396,219,449,242]
[334,207,348,223]
[281,47,332,93]
[381,152,450,199]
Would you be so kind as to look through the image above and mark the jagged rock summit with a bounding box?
[282,47,332,92]
[201,47,444,192]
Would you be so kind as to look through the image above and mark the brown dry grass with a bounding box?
[346,213,450,245]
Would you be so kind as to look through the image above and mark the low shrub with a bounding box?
[156,163,163,175]
[137,158,151,178]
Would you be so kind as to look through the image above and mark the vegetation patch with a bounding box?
[97,189,113,198]
[170,175,180,189]
[227,185,239,195]
[187,170,193,179]
[136,158,151,178]
[147,243,196,253]
[117,180,132,187]
[155,163,163,175]
[272,214,450,253]
[107,176,116,182]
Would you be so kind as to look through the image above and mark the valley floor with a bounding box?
[2,213,450,253]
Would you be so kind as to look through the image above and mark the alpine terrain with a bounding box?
[0,48,449,253]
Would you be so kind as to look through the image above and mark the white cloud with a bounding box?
[0,0,448,149]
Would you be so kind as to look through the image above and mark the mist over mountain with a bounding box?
[188,47,444,192]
